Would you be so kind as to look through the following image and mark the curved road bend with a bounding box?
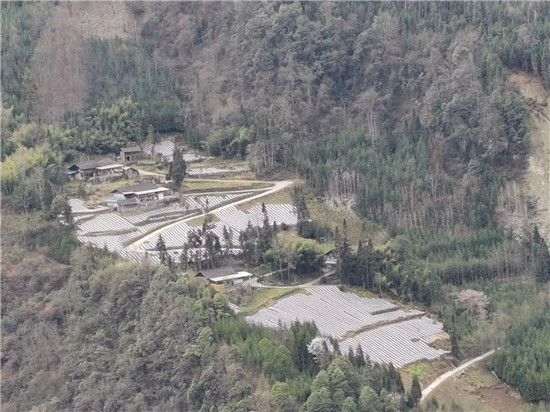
[125,179,294,252]
[421,349,496,403]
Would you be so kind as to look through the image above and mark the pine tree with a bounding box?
[336,219,352,283]
[156,235,168,266]
[355,344,366,368]
[450,330,460,360]
[347,347,355,365]
[407,375,422,407]
[62,197,74,228]
[222,225,233,256]
[259,203,273,255]
[293,186,310,236]
[533,226,550,283]
[357,237,366,288]
[168,147,187,191]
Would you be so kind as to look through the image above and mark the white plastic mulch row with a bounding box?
[142,140,175,159]
[214,207,252,231]
[77,213,135,235]
[214,204,298,232]
[69,198,109,214]
[339,317,448,368]
[246,286,447,368]
[123,203,189,224]
[244,204,298,227]
[247,286,422,340]
[141,220,240,251]
[184,192,253,211]
[141,203,297,251]
[77,233,133,252]
[187,167,247,176]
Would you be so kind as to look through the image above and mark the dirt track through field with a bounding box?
[421,349,496,403]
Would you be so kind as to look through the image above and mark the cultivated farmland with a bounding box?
[246,286,448,368]
[71,180,299,264]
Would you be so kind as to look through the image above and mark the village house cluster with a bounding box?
[66,139,204,183]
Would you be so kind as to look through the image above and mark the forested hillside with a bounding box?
[1,2,550,411]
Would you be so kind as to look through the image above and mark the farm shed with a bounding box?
[209,271,254,286]
[67,160,123,182]
[112,183,171,203]
[196,266,235,281]
[119,146,144,163]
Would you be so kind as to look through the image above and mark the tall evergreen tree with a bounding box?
[336,219,353,283]
[450,331,460,360]
[532,226,550,283]
[168,147,187,191]
[406,375,422,407]
[156,234,168,266]
[62,197,74,228]
[355,344,366,368]
[293,186,310,237]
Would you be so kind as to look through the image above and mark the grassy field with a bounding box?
[186,214,220,227]
[306,194,388,245]
[426,359,533,412]
[237,186,294,211]
[401,358,453,391]
[188,158,256,179]
[183,179,272,193]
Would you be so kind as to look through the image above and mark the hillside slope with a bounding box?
[30,2,142,122]
[510,73,550,242]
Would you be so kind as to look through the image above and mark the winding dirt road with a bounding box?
[421,349,496,403]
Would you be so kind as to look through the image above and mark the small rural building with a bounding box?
[67,160,124,182]
[119,146,144,163]
[109,183,172,211]
[195,266,254,286]
[195,266,235,282]
[210,271,255,286]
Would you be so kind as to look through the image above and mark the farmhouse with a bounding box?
[195,266,235,281]
[109,183,172,211]
[119,146,144,163]
[67,160,124,182]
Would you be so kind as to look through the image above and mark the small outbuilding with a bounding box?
[108,183,174,211]
[119,146,144,163]
[195,266,254,286]
[112,183,171,203]
[67,160,124,182]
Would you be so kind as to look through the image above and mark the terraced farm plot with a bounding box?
[78,213,136,235]
[141,203,297,250]
[71,182,298,266]
[215,204,297,231]
[69,198,109,214]
[339,317,447,368]
[123,203,190,225]
[246,286,448,368]
[184,192,253,210]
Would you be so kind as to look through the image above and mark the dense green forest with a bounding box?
[1,214,419,411]
[492,311,550,403]
[1,1,549,410]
